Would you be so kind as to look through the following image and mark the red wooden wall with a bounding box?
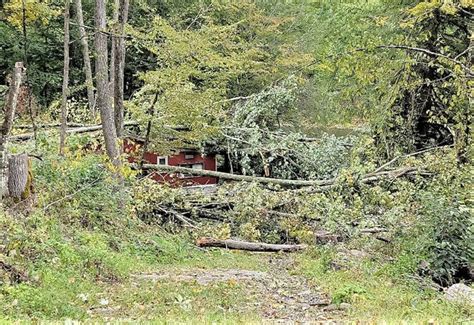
[124,139,218,186]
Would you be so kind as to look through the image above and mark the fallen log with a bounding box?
[140,164,424,188]
[196,237,306,252]
[10,120,139,141]
[141,164,334,187]
[14,122,87,129]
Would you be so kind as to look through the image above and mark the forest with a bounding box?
[0,0,472,322]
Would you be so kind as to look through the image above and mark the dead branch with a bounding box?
[359,227,388,234]
[196,237,306,252]
[157,206,199,229]
[373,145,453,173]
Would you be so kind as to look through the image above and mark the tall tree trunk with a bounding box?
[109,0,119,104]
[0,62,24,200]
[74,0,95,113]
[60,0,70,155]
[113,0,129,137]
[94,0,121,168]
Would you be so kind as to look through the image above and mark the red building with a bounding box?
[124,138,218,186]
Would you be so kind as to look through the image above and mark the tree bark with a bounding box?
[196,237,307,252]
[109,0,119,104]
[60,0,70,156]
[113,0,129,137]
[74,0,95,113]
[94,0,121,167]
[0,62,24,199]
[140,93,159,167]
[7,153,31,201]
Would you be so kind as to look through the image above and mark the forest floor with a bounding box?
[74,242,471,324]
[89,253,342,323]
[1,227,470,323]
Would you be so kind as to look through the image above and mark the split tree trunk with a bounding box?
[74,0,95,113]
[0,62,24,199]
[7,153,31,201]
[94,0,121,168]
[60,0,70,155]
[113,0,129,137]
[196,237,307,252]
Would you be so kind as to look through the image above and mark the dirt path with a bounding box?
[130,254,343,322]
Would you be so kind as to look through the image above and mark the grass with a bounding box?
[292,247,473,324]
[1,214,472,323]
[0,211,266,321]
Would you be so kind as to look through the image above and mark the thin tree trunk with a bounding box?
[109,0,119,104]
[113,0,129,137]
[60,0,70,155]
[0,62,24,199]
[140,92,158,167]
[94,0,121,168]
[74,0,95,113]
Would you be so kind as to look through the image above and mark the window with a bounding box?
[157,156,168,165]
[184,153,194,160]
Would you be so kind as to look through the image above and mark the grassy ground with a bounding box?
[1,227,471,323]
[293,248,473,324]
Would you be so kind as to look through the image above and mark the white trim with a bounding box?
[156,156,168,165]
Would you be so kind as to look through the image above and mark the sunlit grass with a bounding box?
[293,248,473,323]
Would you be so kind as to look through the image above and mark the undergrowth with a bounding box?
[0,135,472,322]
[294,247,472,323]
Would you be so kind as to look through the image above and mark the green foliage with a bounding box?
[266,0,408,125]
[222,79,354,179]
[379,0,473,157]
[332,284,367,304]
[3,0,60,28]
[128,1,312,149]
[0,144,266,321]
[414,156,473,286]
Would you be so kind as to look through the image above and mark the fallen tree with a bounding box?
[10,121,139,141]
[140,164,425,188]
[14,122,87,129]
[196,237,307,252]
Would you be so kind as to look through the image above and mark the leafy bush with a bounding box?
[417,163,473,286]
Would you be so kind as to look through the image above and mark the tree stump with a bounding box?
[7,153,33,201]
